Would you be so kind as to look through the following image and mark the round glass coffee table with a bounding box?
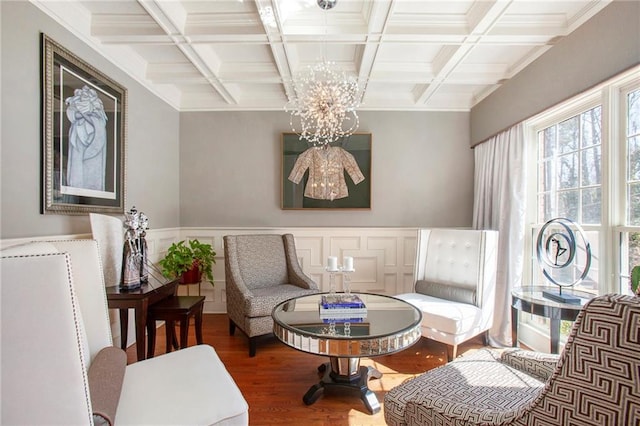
[272,292,422,414]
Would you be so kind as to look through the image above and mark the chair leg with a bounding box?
[249,337,257,357]
[447,344,458,362]
[482,331,490,346]
[229,319,236,336]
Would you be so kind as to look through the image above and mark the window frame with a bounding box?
[615,79,640,286]
[520,66,640,351]
[524,92,607,293]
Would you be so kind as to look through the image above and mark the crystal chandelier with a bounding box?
[285,61,360,146]
[284,0,361,147]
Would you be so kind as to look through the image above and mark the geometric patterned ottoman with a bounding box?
[384,348,545,426]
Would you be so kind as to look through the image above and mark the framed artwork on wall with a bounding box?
[282,133,372,210]
[41,33,127,215]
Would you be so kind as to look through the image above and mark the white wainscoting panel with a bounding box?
[153,227,419,313]
[0,226,423,352]
[1,227,419,315]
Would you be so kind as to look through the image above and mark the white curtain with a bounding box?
[473,123,527,347]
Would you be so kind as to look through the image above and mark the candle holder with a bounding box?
[326,267,338,295]
[343,269,353,295]
[324,265,355,295]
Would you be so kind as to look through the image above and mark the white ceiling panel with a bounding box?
[33,0,612,111]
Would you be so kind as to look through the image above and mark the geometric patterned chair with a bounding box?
[384,294,640,426]
[224,234,320,357]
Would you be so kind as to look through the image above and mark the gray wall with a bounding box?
[0,2,473,240]
[180,110,473,227]
[1,1,180,239]
[471,0,640,146]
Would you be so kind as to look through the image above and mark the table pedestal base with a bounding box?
[302,357,382,414]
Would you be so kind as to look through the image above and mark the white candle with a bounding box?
[343,256,354,271]
[327,256,338,271]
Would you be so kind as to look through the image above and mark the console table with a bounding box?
[511,286,596,354]
[106,277,179,361]
[272,292,422,414]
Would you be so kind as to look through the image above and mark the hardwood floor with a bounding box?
[127,314,484,426]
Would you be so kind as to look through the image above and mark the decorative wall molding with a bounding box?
[154,227,419,313]
[1,227,419,314]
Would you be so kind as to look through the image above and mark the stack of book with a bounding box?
[319,294,367,322]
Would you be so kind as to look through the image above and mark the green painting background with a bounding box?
[282,133,371,209]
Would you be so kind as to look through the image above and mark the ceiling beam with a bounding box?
[136,0,238,106]
[354,0,395,103]
[253,0,296,104]
[414,0,514,106]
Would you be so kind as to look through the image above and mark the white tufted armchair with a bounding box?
[396,228,499,360]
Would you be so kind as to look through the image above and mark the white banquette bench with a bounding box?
[396,228,499,360]
[1,239,249,425]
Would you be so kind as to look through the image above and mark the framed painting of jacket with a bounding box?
[282,133,371,209]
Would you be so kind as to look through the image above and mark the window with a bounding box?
[537,106,602,224]
[621,87,640,291]
[522,67,640,349]
[533,105,602,293]
[627,88,640,226]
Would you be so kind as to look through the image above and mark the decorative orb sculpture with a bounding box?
[536,217,591,304]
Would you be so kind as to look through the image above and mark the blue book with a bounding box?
[320,294,366,309]
[321,316,367,324]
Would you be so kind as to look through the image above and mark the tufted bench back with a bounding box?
[414,229,497,307]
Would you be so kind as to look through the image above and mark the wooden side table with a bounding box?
[511,286,596,353]
[105,278,180,361]
[146,295,205,358]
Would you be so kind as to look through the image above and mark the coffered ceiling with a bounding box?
[32,0,611,112]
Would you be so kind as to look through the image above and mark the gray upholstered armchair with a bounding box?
[384,294,640,426]
[224,234,320,356]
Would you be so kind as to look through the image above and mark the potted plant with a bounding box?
[159,239,216,285]
[631,265,640,296]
